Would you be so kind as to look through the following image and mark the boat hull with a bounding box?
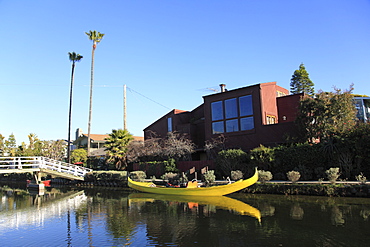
[128,168,258,196]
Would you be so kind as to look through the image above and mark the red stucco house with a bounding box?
[144,82,302,160]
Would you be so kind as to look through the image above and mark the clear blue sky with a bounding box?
[1,0,369,144]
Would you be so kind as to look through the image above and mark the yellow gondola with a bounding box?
[128,168,258,196]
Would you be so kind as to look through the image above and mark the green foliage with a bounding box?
[249,145,274,170]
[295,86,357,143]
[290,63,315,96]
[325,167,341,183]
[84,171,127,183]
[104,129,134,170]
[202,170,216,186]
[355,173,367,184]
[129,171,146,181]
[71,148,87,164]
[258,170,273,183]
[231,170,243,181]
[164,158,178,173]
[216,149,249,178]
[287,171,301,183]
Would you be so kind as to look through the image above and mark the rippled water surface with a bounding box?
[0,184,369,247]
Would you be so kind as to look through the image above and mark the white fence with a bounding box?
[0,156,92,178]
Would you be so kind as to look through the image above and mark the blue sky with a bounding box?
[1,0,370,144]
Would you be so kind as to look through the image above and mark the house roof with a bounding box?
[81,134,144,142]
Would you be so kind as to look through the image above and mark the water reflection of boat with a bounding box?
[128,193,261,222]
[128,168,258,196]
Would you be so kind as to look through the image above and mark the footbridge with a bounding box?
[0,157,92,181]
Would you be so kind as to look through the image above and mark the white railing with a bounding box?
[0,156,92,178]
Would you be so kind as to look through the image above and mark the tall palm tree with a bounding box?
[68,52,83,163]
[85,30,105,156]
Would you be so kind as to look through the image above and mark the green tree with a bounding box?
[85,30,105,156]
[67,52,83,164]
[0,134,4,156]
[290,63,315,96]
[295,85,357,143]
[104,129,133,170]
[4,134,17,156]
[70,148,88,165]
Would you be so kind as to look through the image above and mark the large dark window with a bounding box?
[211,101,223,121]
[225,98,238,119]
[239,95,253,116]
[211,95,254,134]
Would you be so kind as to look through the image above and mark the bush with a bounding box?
[231,170,243,181]
[325,167,340,183]
[249,145,274,170]
[216,149,249,178]
[258,170,273,183]
[130,171,146,181]
[202,170,216,186]
[355,173,367,184]
[287,171,301,183]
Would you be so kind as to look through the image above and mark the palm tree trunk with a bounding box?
[67,62,75,164]
[87,44,95,156]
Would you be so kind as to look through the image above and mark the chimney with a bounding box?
[219,84,226,92]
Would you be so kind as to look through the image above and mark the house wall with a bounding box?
[144,82,301,155]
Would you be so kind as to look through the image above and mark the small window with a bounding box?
[212,121,224,134]
[266,115,276,125]
[240,117,254,131]
[167,117,172,132]
[226,119,239,132]
[211,101,224,121]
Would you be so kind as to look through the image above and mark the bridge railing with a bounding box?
[0,156,92,178]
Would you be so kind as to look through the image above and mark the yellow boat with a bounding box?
[128,193,261,222]
[128,168,258,196]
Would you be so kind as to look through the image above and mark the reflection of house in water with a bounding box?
[354,97,370,122]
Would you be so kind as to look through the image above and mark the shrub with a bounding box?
[231,170,243,181]
[249,145,274,170]
[287,171,301,183]
[202,170,216,186]
[129,171,146,181]
[258,170,273,183]
[216,149,249,178]
[325,167,340,183]
[355,173,367,184]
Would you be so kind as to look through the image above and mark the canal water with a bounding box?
[0,184,369,247]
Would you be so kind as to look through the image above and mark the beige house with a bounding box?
[74,128,144,157]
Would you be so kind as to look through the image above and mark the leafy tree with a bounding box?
[290,63,315,96]
[70,148,88,165]
[295,86,357,143]
[67,52,83,163]
[0,134,4,156]
[85,30,105,156]
[104,129,133,170]
[4,133,17,156]
[41,140,65,160]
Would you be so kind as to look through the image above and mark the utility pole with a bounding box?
[123,84,127,130]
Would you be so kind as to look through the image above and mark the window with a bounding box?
[266,115,276,125]
[211,94,254,134]
[226,119,239,132]
[167,117,172,132]
[211,101,223,121]
[212,121,224,134]
[240,117,254,131]
[225,98,237,119]
[239,95,253,116]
